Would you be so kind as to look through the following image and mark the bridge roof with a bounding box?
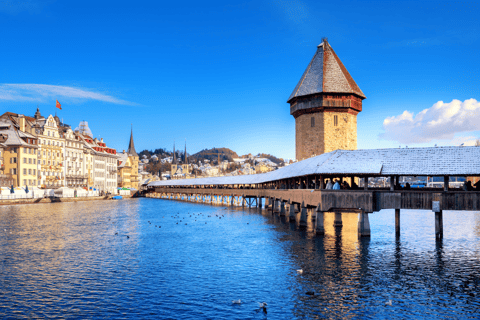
[148,146,480,187]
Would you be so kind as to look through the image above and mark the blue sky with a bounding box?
[1,0,479,160]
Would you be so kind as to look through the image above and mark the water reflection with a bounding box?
[0,200,479,319]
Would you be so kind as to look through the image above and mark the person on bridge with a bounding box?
[333,180,341,190]
[325,179,333,189]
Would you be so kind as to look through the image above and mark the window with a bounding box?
[29,148,32,154]
[28,179,31,185]
[43,160,45,165]
[23,158,26,164]
[33,159,36,164]
[334,115,338,126]
[24,147,27,153]
[23,179,26,186]
[311,117,315,127]
[28,158,32,164]
[33,169,36,175]
[28,169,32,175]
[10,157,16,164]
[48,131,50,136]
[23,168,27,174]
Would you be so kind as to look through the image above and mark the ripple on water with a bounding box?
[0,200,480,319]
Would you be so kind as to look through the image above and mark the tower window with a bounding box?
[311,117,315,127]
[334,115,338,126]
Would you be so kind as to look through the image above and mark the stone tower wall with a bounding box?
[295,110,357,161]
[323,111,357,153]
[295,112,325,161]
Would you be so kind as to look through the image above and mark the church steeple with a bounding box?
[184,139,188,165]
[127,125,138,157]
[173,140,176,164]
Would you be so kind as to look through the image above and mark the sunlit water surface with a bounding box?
[1,198,480,319]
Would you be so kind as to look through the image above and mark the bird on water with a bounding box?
[257,302,267,314]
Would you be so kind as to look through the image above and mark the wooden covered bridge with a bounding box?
[146,146,480,238]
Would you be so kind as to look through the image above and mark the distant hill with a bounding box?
[191,147,238,164]
[256,153,285,165]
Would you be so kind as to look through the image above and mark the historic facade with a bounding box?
[0,116,39,188]
[117,128,139,189]
[288,39,366,161]
[171,141,190,178]
[0,109,118,193]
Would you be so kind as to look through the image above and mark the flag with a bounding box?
[56,100,62,110]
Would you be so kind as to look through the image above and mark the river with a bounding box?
[1,198,479,319]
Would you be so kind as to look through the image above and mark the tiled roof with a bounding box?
[148,146,480,187]
[288,40,366,103]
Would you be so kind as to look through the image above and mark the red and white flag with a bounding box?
[56,100,62,110]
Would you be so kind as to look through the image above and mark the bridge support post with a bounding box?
[358,211,371,237]
[334,211,343,227]
[258,197,262,209]
[242,195,245,208]
[395,208,400,236]
[310,208,316,221]
[280,198,285,216]
[230,195,234,206]
[289,200,296,221]
[300,201,307,227]
[315,204,324,235]
[435,210,443,238]
[274,199,280,213]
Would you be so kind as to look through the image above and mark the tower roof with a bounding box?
[127,127,138,157]
[287,39,366,103]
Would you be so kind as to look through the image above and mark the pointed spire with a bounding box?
[184,139,188,165]
[127,124,138,157]
[173,140,176,164]
[287,39,366,103]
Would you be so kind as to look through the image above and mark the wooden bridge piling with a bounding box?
[315,203,325,235]
[357,210,371,237]
[300,201,307,227]
[334,211,343,227]
[395,208,400,236]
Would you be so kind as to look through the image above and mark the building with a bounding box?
[0,117,39,188]
[117,128,140,189]
[75,123,118,194]
[36,114,67,188]
[63,127,88,188]
[171,141,190,178]
[287,38,366,161]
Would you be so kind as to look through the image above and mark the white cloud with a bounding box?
[380,99,480,144]
[450,136,480,147]
[0,83,136,105]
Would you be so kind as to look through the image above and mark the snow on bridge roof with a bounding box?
[148,146,480,187]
